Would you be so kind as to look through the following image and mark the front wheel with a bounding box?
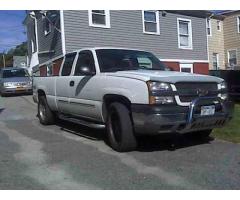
[38,96,55,125]
[106,102,137,152]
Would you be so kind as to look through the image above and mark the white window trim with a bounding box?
[43,16,51,36]
[142,10,160,35]
[206,18,212,36]
[31,39,35,53]
[177,18,193,50]
[227,49,238,66]
[237,16,240,33]
[212,53,219,70]
[88,10,111,29]
[180,63,193,73]
[217,20,221,32]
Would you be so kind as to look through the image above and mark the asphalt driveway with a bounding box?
[0,95,239,189]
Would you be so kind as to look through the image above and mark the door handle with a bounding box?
[69,80,75,87]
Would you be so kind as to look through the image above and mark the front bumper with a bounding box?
[131,97,234,135]
[1,86,33,94]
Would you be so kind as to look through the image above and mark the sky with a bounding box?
[0,10,26,53]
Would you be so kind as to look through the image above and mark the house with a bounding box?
[207,14,225,70]
[208,10,240,70]
[24,10,212,75]
[222,10,240,70]
[13,56,28,68]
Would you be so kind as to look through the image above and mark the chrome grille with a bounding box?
[175,82,218,103]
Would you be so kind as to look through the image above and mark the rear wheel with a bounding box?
[38,96,55,125]
[106,102,137,152]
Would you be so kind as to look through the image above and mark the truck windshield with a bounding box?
[3,68,29,78]
[96,49,166,72]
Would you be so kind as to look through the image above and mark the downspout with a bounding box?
[60,10,66,55]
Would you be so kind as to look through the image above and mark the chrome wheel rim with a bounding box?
[39,103,46,120]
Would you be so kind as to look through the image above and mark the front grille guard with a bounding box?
[184,96,227,130]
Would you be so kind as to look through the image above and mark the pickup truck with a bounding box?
[33,47,234,152]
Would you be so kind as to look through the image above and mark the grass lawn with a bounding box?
[212,104,240,143]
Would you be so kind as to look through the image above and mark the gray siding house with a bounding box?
[24,10,211,75]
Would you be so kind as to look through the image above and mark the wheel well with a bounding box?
[102,94,131,121]
[38,89,46,99]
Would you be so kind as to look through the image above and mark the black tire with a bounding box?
[106,102,137,152]
[38,96,55,125]
[188,129,212,139]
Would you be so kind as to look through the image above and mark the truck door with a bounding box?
[56,52,77,114]
[67,50,100,120]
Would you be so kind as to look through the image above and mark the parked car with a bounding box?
[0,67,32,96]
[210,70,240,101]
[33,48,234,152]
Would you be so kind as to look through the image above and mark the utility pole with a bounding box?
[3,54,5,68]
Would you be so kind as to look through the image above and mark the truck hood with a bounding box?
[106,70,223,83]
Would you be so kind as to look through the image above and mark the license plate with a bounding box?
[201,105,215,116]
[16,87,25,91]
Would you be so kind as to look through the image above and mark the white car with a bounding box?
[33,48,234,152]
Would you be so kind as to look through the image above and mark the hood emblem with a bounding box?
[197,88,208,97]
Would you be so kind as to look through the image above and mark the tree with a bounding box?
[0,42,27,68]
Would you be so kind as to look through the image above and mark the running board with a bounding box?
[58,114,105,129]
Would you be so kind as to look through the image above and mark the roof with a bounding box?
[217,10,240,16]
[167,10,212,18]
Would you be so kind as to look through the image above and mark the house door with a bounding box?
[180,63,193,73]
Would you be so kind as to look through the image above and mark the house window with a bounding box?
[177,18,193,49]
[88,10,110,28]
[228,50,237,67]
[43,16,51,35]
[237,16,240,33]
[142,10,160,34]
[180,63,193,73]
[217,20,221,31]
[207,18,212,36]
[212,53,219,70]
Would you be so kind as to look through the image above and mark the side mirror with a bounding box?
[77,66,95,76]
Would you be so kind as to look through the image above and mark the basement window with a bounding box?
[88,10,110,28]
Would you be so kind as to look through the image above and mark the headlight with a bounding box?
[147,81,175,104]
[219,81,227,90]
[4,82,14,87]
[219,93,228,100]
[218,81,228,100]
[147,81,171,91]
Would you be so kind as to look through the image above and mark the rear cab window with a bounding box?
[74,50,96,76]
[61,53,77,76]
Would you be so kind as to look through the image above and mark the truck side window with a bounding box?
[61,53,76,76]
[74,51,96,76]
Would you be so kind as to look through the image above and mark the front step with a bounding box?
[58,114,105,129]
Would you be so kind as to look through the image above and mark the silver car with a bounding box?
[0,67,32,96]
